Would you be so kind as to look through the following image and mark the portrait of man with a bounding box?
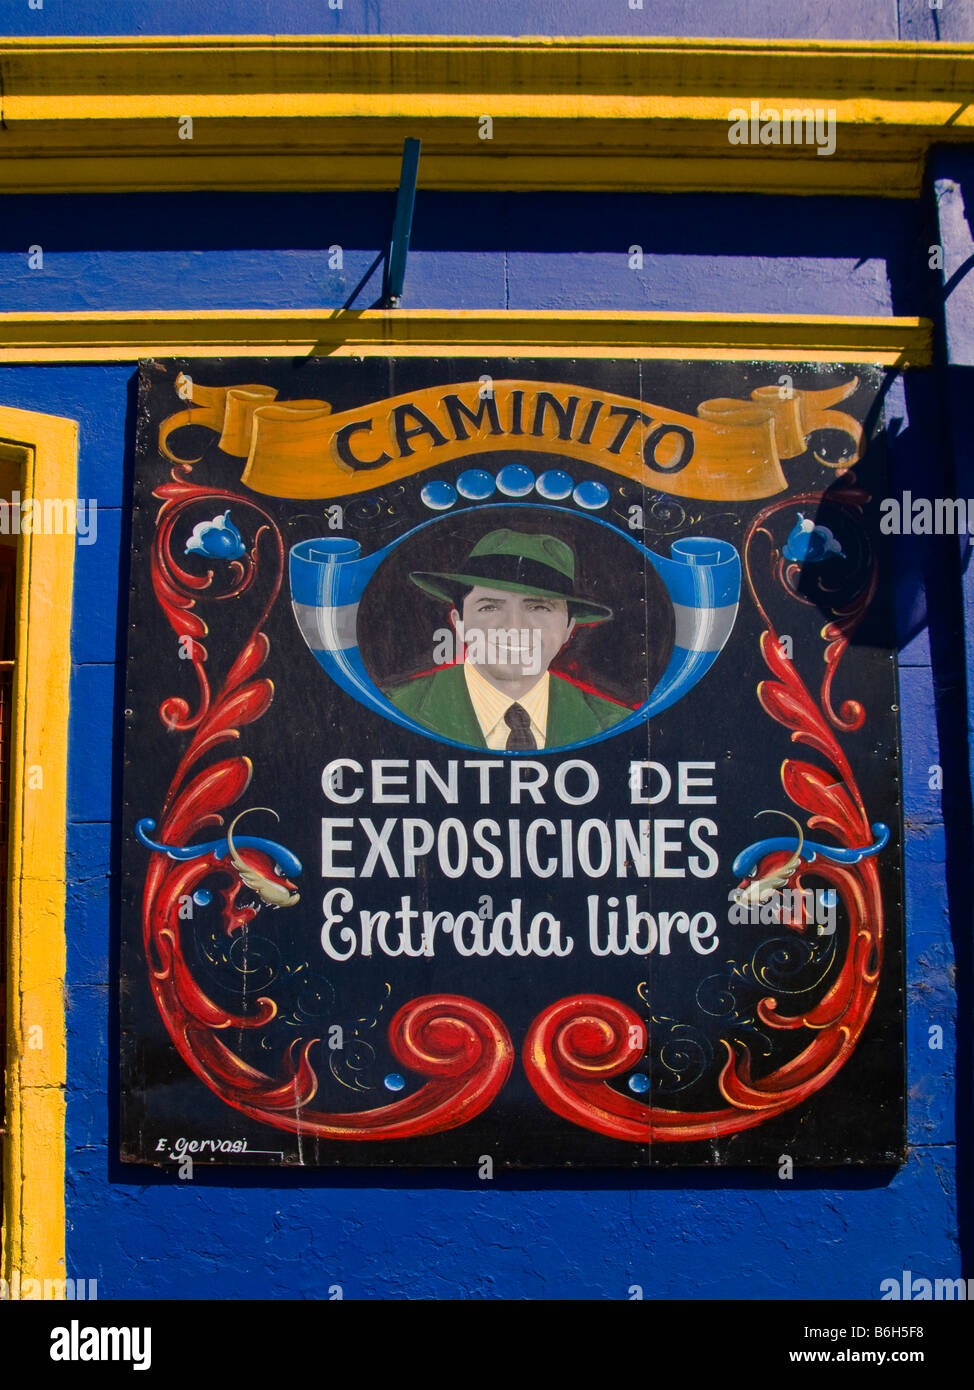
[383,527,631,750]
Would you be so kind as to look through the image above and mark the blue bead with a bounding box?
[573,480,610,510]
[782,514,844,565]
[628,1073,651,1094]
[456,469,496,500]
[421,481,457,511]
[536,469,574,500]
[185,510,246,561]
[384,1073,406,1092]
[192,889,212,907]
[496,464,535,497]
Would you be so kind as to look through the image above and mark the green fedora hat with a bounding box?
[409,528,612,625]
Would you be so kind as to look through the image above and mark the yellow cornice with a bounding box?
[0,308,931,365]
[0,34,971,195]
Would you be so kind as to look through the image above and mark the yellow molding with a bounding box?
[0,408,77,1295]
[0,35,971,195]
[0,309,932,366]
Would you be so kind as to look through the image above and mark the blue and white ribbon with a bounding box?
[289,508,740,753]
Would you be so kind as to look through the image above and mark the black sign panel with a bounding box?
[120,357,905,1167]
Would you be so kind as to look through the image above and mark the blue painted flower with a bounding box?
[185,511,246,560]
[783,512,845,564]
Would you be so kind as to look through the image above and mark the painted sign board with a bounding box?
[120,357,905,1167]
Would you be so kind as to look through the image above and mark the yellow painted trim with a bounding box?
[0,35,971,195]
[0,408,77,1296]
[0,309,932,366]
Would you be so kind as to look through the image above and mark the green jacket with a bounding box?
[384,664,630,749]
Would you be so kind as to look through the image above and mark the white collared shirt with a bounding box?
[463,660,550,749]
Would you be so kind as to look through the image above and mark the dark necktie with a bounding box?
[504,702,537,751]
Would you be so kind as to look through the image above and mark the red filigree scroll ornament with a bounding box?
[142,467,513,1139]
[523,488,885,1142]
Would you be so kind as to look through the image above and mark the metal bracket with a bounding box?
[380,138,421,309]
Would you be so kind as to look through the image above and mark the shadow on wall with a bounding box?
[799,264,974,1285]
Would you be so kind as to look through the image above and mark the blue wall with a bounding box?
[3,0,974,41]
[0,192,923,315]
[1,180,969,1298]
[0,0,971,1299]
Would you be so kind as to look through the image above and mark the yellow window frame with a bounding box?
[0,405,77,1293]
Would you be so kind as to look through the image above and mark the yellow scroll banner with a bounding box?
[159,374,863,502]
